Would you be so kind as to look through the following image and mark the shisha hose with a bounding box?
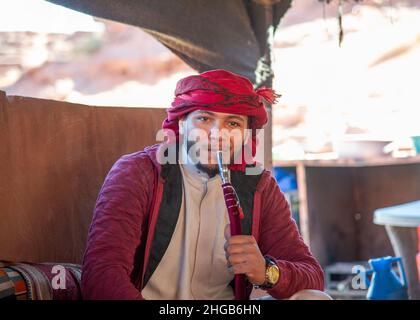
[216,151,246,300]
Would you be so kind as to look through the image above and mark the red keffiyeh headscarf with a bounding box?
[162,69,280,171]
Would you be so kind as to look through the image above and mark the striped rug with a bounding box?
[0,261,82,300]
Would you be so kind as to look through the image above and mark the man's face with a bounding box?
[179,110,249,176]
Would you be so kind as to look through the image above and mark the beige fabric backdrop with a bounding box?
[0,90,166,264]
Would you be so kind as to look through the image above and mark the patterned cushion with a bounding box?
[0,261,82,300]
[0,264,27,300]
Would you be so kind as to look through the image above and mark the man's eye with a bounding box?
[229,122,240,127]
[197,116,209,122]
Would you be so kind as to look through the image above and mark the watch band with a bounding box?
[253,256,278,290]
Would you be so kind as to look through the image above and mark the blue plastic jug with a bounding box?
[365,256,408,300]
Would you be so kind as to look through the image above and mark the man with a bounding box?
[81,69,328,300]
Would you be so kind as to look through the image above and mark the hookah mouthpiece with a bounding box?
[216,150,230,184]
[216,150,244,220]
[216,150,246,300]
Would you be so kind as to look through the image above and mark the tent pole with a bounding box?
[262,3,274,171]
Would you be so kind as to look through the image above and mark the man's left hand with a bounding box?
[224,224,266,285]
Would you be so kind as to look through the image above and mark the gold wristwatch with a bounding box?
[253,256,280,289]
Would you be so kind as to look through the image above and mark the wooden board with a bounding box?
[0,91,167,263]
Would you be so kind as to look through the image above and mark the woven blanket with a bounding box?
[0,261,82,300]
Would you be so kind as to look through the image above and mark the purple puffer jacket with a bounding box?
[81,143,324,299]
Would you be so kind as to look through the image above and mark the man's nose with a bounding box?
[210,118,223,131]
[209,120,222,138]
[210,125,228,149]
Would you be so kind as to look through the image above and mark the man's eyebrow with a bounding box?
[225,115,245,123]
[193,111,245,123]
[194,110,216,116]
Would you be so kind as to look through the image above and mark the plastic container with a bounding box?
[273,167,299,228]
[412,136,420,154]
[365,256,408,300]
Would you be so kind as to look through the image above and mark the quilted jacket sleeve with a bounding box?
[81,154,152,300]
[258,174,324,299]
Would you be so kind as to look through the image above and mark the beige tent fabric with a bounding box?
[0,90,166,264]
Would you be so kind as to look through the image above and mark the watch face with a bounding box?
[267,265,280,285]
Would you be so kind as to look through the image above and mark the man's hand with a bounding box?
[224,224,266,285]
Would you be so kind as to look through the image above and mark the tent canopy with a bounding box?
[47,0,293,87]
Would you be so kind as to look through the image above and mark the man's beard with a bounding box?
[185,140,225,178]
[195,162,218,178]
